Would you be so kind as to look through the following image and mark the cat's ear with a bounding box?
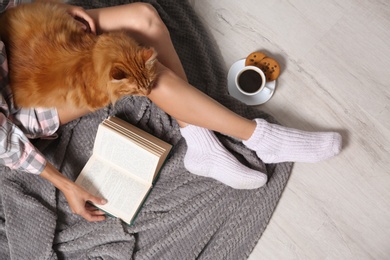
[110,66,127,80]
[142,48,157,65]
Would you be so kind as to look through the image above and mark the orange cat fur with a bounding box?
[0,1,157,111]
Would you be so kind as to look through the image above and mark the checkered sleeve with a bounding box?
[13,107,60,139]
[0,114,46,174]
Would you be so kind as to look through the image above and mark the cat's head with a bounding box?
[94,32,158,104]
[108,47,158,103]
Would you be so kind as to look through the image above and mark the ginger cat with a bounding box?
[0,1,157,111]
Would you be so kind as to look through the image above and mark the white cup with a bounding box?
[235,66,266,96]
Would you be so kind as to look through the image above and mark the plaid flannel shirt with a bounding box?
[1,0,60,174]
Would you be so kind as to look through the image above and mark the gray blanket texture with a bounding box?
[0,0,293,259]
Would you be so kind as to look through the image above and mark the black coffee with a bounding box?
[238,70,263,93]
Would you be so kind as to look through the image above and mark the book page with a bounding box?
[94,124,160,183]
[76,155,150,224]
[103,117,173,181]
[107,117,172,152]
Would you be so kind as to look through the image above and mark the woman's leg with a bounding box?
[149,63,341,163]
[85,3,341,163]
[84,3,269,189]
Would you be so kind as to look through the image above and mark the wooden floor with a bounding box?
[189,1,390,259]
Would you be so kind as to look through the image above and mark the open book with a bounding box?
[75,116,172,225]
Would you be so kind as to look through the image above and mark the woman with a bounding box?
[0,1,342,222]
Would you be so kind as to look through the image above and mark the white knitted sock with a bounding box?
[243,119,342,163]
[180,125,267,189]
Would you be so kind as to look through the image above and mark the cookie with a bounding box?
[258,57,280,81]
[245,51,267,67]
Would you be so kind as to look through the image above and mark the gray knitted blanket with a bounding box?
[0,0,293,259]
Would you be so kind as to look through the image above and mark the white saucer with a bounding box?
[227,59,276,106]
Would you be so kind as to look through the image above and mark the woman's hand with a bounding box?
[40,162,107,222]
[64,4,96,34]
[36,1,96,33]
[61,179,107,222]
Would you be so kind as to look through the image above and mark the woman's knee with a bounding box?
[126,3,168,36]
